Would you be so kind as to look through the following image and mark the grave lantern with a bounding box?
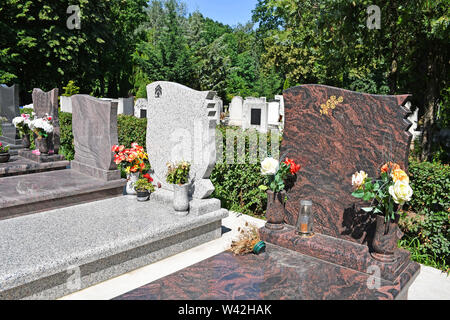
[296,200,314,236]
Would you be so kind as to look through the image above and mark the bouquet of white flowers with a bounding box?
[30,115,53,139]
[12,114,32,136]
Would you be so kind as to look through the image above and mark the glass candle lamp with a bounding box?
[296,200,314,236]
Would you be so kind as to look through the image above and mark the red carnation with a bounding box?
[143,173,153,182]
[283,157,301,175]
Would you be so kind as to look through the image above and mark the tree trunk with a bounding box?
[420,51,439,161]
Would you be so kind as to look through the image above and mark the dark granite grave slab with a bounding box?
[0,155,69,177]
[17,149,65,163]
[0,169,126,220]
[114,243,419,300]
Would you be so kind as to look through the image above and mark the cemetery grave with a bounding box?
[116,84,420,300]
[0,82,228,299]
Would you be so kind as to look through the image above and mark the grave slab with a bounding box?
[0,196,228,299]
[0,169,125,220]
[114,243,418,300]
[0,155,69,178]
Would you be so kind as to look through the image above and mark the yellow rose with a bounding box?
[389,180,413,205]
[391,169,409,184]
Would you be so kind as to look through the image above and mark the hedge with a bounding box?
[400,159,450,271]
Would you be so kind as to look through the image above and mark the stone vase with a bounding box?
[265,190,286,230]
[22,134,31,149]
[173,183,190,214]
[371,214,404,263]
[126,172,140,195]
[0,152,10,163]
[37,136,50,154]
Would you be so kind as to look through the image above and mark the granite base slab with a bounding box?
[114,243,418,300]
[0,155,69,177]
[150,188,221,216]
[259,225,419,283]
[17,149,65,163]
[0,169,126,220]
[0,196,228,299]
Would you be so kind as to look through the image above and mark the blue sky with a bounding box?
[183,0,258,26]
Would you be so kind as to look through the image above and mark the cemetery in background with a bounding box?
[0,0,448,277]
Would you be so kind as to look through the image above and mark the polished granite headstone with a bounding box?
[32,88,61,154]
[0,84,21,154]
[71,95,121,181]
[258,84,418,299]
[146,81,218,200]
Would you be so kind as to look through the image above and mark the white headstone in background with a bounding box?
[134,98,148,118]
[242,97,268,133]
[267,100,280,126]
[60,96,72,113]
[229,96,243,126]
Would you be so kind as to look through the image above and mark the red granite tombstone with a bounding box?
[260,84,420,299]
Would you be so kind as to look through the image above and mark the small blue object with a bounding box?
[253,241,266,254]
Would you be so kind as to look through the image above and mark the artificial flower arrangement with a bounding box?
[351,162,413,222]
[259,156,301,192]
[166,161,191,185]
[29,114,54,139]
[12,113,32,137]
[229,222,266,255]
[0,142,10,153]
[112,142,149,174]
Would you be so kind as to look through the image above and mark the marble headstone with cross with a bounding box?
[146,81,217,200]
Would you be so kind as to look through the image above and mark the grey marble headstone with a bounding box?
[146,81,217,199]
[32,88,61,153]
[60,96,73,113]
[118,98,134,115]
[0,84,20,121]
[0,84,21,145]
[70,95,120,181]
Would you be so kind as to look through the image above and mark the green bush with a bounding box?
[210,126,280,217]
[400,159,450,272]
[117,115,147,148]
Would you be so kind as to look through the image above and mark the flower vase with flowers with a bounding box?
[112,143,149,195]
[351,162,413,262]
[166,161,191,214]
[259,156,301,230]
[29,114,54,154]
[12,113,32,148]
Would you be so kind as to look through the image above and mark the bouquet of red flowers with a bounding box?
[111,142,148,173]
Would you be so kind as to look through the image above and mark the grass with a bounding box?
[399,236,450,274]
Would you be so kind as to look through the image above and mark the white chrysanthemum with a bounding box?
[12,116,24,127]
[31,118,54,133]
